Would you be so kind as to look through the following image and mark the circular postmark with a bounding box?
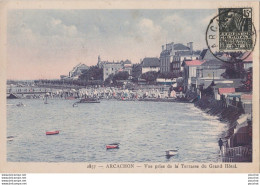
[206,8,256,63]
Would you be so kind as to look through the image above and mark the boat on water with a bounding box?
[165,149,178,156]
[16,102,25,107]
[7,93,19,99]
[46,131,59,135]
[7,136,15,141]
[77,98,100,103]
[106,143,120,149]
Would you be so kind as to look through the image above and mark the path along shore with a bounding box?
[194,96,252,162]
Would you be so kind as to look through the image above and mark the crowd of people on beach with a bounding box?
[7,85,181,101]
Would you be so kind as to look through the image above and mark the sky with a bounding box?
[7,9,215,80]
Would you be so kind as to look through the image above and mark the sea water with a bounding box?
[7,99,226,162]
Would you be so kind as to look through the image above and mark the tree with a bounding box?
[113,71,129,81]
[79,66,103,81]
[104,72,129,86]
[132,64,142,78]
[141,71,158,84]
[104,74,114,85]
[241,67,252,92]
[222,62,245,79]
[158,72,176,79]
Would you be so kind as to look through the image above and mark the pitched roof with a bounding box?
[175,51,193,56]
[218,88,235,95]
[121,59,132,64]
[241,93,252,100]
[174,43,190,50]
[142,57,160,67]
[240,52,252,62]
[175,50,201,56]
[199,49,220,61]
[201,59,225,68]
[200,49,208,59]
[194,50,201,55]
[184,60,205,66]
[204,50,218,61]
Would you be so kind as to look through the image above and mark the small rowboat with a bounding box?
[46,131,59,135]
[7,136,15,141]
[16,102,25,107]
[166,149,178,156]
[78,98,100,103]
[106,143,120,149]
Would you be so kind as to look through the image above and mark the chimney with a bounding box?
[169,42,174,55]
[98,55,101,64]
[171,42,174,51]
[162,45,165,51]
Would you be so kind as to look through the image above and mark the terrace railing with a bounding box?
[220,146,252,162]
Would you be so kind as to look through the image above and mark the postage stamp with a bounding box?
[206,8,256,63]
[218,8,253,51]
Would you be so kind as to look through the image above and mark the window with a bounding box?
[196,69,203,78]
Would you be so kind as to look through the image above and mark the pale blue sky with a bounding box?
[8,9,215,79]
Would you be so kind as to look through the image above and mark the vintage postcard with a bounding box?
[0,1,259,173]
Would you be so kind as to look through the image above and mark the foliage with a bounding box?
[140,71,158,83]
[79,66,103,81]
[104,71,129,86]
[132,64,142,78]
[113,71,129,81]
[104,74,114,85]
[241,68,252,92]
[222,62,245,79]
[131,77,138,83]
[158,72,176,79]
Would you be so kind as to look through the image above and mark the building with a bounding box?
[160,42,193,73]
[103,62,123,81]
[182,60,205,92]
[210,79,242,100]
[240,52,253,70]
[132,64,142,79]
[102,59,132,81]
[194,59,226,94]
[122,64,133,77]
[141,57,160,74]
[199,49,218,61]
[172,50,200,77]
[67,63,89,79]
[118,60,133,79]
[97,55,106,68]
[198,60,226,79]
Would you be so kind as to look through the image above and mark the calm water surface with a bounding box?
[7,99,226,162]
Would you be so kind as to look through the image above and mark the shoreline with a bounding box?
[6,90,252,162]
[194,97,252,162]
